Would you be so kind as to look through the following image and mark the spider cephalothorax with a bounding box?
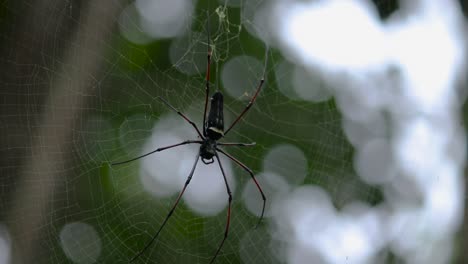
[200,138,217,164]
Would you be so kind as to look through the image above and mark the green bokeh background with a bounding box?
[0,0,466,263]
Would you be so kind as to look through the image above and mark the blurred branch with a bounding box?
[7,1,122,263]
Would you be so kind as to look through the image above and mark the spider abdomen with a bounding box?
[206,92,224,140]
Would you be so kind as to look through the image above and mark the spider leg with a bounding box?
[216,148,266,228]
[110,140,202,166]
[217,142,256,147]
[202,12,212,137]
[157,96,205,139]
[129,152,201,262]
[224,49,268,136]
[209,152,233,264]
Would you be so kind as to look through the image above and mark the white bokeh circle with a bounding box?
[0,224,11,264]
[243,172,290,218]
[221,55,264,100]
[59,222,101,264]
[354,138,397,185]
[262,144,308,185]
[135,0,194,40]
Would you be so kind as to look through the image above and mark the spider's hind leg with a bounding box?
[129,152,201,262]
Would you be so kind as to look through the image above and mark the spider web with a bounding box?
[0,0,466,264]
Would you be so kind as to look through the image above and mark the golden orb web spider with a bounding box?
[111,26,269,264]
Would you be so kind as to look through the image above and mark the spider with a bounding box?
[111,35,268,263]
